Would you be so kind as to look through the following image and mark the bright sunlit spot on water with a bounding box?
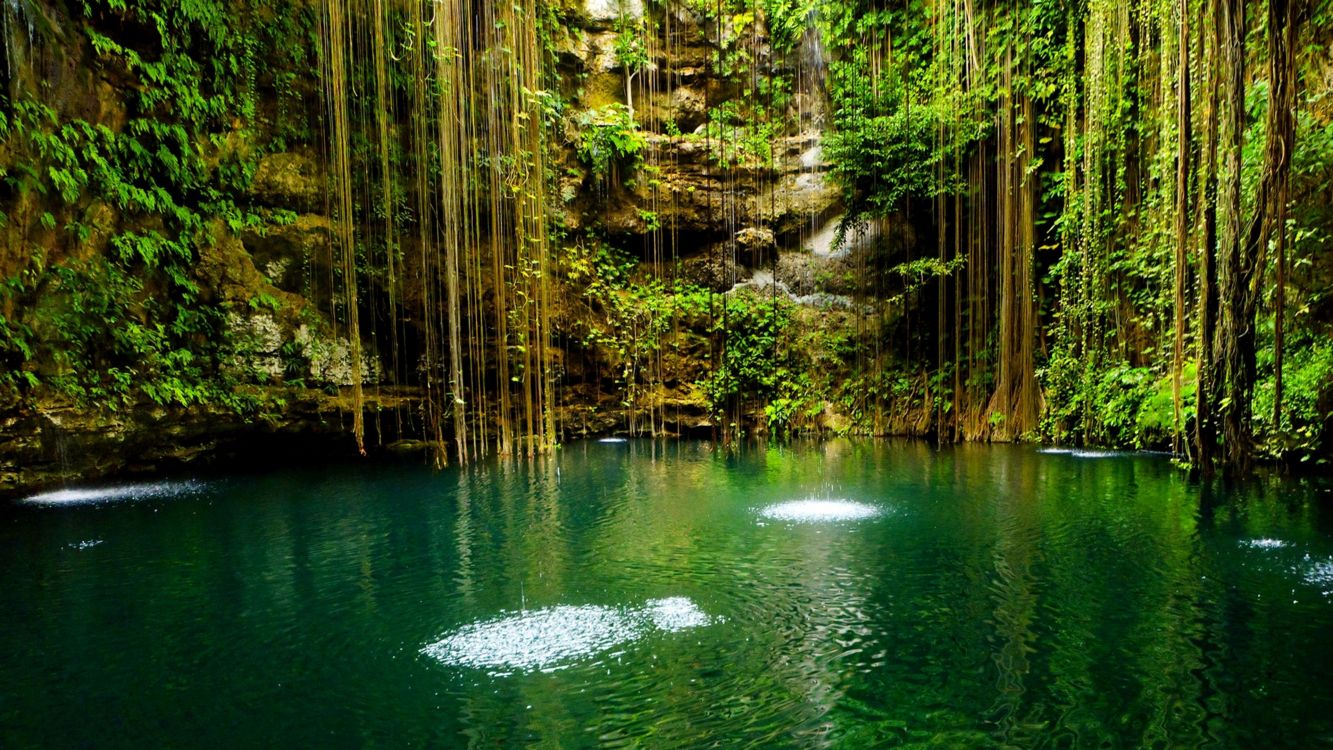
[421,597,713,675]
[1036,447,1134,459]
[1303,556,1333,595]
[758,499,881,523]
[19,480,205,507]
[1242,538,1289,550]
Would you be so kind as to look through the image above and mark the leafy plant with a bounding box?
[574,104,646,178]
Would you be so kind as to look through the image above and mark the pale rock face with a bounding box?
[803,213,845,257]
[263,257,291,287]
[800,143,823,169]
[226,309,381,387]
[584,0,644,25]
[735,226,776,253]
[668,85,707,131]
[587,31,622,74]
[295,324,379,386]
[227,310,287,381]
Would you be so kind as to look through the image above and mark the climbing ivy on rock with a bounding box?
[0,0,313,411]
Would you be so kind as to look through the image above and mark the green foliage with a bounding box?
[1092,366,1186,449]
[613,16,649,75]
[813,0,991,228]
[701,97,787,167]
[759,0,817,53]
[1254,329,1333,464]
[0,0,312,412]
[704,294,792,416]
[560,236,714,415]
[79,0,261,125]
[574,104,646,178]
[41,260,221,409]
[824,96,947,222]
[763,372,823,436]
[0,0,1324,472]
[0,299,38,400]
[1040,355,1197,450]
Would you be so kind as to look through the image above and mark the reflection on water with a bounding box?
[2,441,1332,747]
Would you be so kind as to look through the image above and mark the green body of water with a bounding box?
[4,441,1333,748]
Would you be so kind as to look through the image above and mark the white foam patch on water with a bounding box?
[1242,538,1289,550]
[597,437,628,444]
[1038,447,1077,454]
[759,499,881,523]
[421,597,712,674]
[1071,450,1123,459]
[21,480,203,507]
[67,539,103,550]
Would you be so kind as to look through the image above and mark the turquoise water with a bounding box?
[3,440,1333,748]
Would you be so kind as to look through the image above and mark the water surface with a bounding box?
[3,441,1333,747]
